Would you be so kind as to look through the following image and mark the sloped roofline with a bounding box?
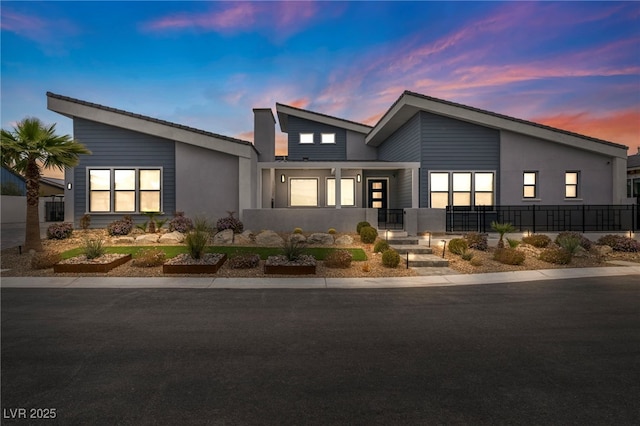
[366,90,628,157]
[46,92,259,158]
[276,102,373,135]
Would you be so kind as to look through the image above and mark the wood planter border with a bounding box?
[163,254,227,274]
[54,254,132,273]
[264,264,317,275]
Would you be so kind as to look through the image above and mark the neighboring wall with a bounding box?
[287,116,347,161]
[243,208,377,233]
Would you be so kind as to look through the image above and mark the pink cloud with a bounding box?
[289,98,310,109]
[143,3,257,32]
[1,9,79,50]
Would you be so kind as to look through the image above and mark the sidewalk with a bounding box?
[2,265,639,289]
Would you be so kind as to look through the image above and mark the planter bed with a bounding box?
[163,253,227,274]
[54,254,132,273]
[264,255,317,275]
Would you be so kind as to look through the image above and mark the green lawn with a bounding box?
[61,246,367,261]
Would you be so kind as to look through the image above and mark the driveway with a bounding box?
[2,277,639,425]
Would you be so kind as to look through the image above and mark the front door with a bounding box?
[368,179,387,209]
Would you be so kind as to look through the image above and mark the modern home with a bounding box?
[628,149,640,200]
[47,90,632,234]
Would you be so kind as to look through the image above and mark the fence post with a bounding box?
[532,206,536,234]
[582,204,586,233]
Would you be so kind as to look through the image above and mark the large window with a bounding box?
[327,178,355,206]
[290,178,318,206]
[523,171,538,199]
[565,171,579,198]
[88,168,162,213]
[429,171,495,208]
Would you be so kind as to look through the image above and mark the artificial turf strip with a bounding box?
[61,246,367,261]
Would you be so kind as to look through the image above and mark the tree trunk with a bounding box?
[24,159,43,252]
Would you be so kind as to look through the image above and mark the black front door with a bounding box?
[368,179,387,209]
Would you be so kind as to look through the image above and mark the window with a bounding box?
[430,173,449,208]
[321,133,335,144]
[523,172,537,199]
[327,178,355,206]
[290,178,318,206]
[429,171,495,208]
[88,168,162,213]
[630,178,640,198]
[565,171,579,198]
[300,133,314,144]
[475,172,494,206]
[452,173,471,207]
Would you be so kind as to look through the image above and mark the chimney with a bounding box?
[253,108,275,162]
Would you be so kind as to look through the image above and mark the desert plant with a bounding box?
[356,221,371,235]
[31,251,62,269]
[539,247,572,264]
[470,257,483,267]
[493,247,525,265]
[216,211,243,234]
[556,235,582,255]
[228,254,260,269]
[185,231,209,259]
[142,211,161,233]
[522,234,551,248]
[597,235,640,252]
[156,218,168,231]
[83,238,105,260]
[556,232,592,250]
[193,216,212,233]
[464,232,488,251]
[373,240,390,253]
[381,249,401,268]
[46,222,73,240]
[327,228,337,235]
[293,227,303,234]
[281,238,306,261]
[132,248,166,267]
[360,226,378,244]
[324,249,353,268]
[448,238,468,255]
[507,238,521,248]
[80,214,91,230]
[361,262,371,272]
[491,221,516,248]
[107,215,134,236]
[169,212,193,233]
[461,251,474,261]
[136,222,148,233]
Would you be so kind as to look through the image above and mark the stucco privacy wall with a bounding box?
[272,168,363,208]
[243,208,378,234]
[500,130,617,204]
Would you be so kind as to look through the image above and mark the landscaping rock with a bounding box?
[255,230,284,246]
[335,235,354,245]
[307,233,334,245]
[135,234,159,244]
[288,233,307,244]
[111,236,135,244]
[573,246,588,258]
[159,231,185,244]
[233,232,252,245]
[213,229,234,245]
[516,243,541,257]
[592,245,613,256]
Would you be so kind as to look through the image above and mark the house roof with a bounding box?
[628,153,640,170]
[40,176,64,190]
[276,103,373,135]
[366,91,628,158]
[47,92,258,159]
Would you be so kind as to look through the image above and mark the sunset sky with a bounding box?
[2,1,639,160]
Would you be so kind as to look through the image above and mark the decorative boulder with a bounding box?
[592,245,613,256]
[288,233,307,244]
[233,232,252,245]
[135,234,159,244]
[335,235,354,245]
[213,229,234,245]
[159,231,185,244]
[516,243,541,258]
[111,236,135,244]
[307,233,334,245]
[255,230,284,246]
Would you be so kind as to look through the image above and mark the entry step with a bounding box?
[404,254,449,268]
[390,245,433,255]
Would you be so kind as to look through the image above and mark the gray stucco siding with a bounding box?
[287,116,347,161]
[73,118,176,228]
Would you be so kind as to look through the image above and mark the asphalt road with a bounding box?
[2,277,639,425]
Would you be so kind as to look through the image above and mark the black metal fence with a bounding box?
[446,204,638,233]
[378,209,404,230]
[45,201,65,222]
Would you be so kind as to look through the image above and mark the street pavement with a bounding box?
[2,276,639,425]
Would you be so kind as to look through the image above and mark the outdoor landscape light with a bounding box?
[441,240,447,258]
[280,174,285,183]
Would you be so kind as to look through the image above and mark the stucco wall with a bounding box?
[243,208,375,233]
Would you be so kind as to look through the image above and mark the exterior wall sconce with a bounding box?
[357,174,361,183]
[280,174,286,183]
[67,183,72,190]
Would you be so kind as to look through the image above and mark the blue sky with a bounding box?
[2,1,639,157]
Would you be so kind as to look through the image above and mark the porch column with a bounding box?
[335,167,342,209]
[269,168,275,208]
[411,166,419,208]
[238,157,253,220]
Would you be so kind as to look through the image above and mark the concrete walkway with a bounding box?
[2,265,639,289]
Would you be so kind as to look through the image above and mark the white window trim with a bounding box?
[326,177,356,207]
[321,133,336,144]
[86,167,163,214]
[428,171,496,208]
[299,133,314,144]
[288,177,318,207]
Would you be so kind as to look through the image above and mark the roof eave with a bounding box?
[275,103,372,135]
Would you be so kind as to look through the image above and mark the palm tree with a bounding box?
[1,117,91,252]
[491,221,516,249]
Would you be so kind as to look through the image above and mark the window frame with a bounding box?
[523,171,538,199]
[299,133,314,144]
[565,171,580,199]
[321,133,336,144]
[86,167,163,214]
[429,171,495,209]
[326,177,356,207]
[289,177,319,207]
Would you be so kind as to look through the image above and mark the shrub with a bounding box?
[381,249,401,268]
[493,248,525,265]
[324,250,353,268]
[185,231,209,259]
[461,251,474,261]
[293,227,303,234]
[522,234,551,248]
[83,238,105,260]
[46,222,73,240]
[132,248,166,267]
[556,235,582,255]
[31,251,62,269]
[282,238,306,261]
[597,235,640,252]
[361,262,371,273]
[470,257,483,267]
[448,238,468,255]
[80,214,91,230]
[216,211,243,234]
[507,238,521,248]
[108,215,134,236]
[360,226,378,244]
[539,247,572,264]
[356,221,371,235]
[491,221,516,248]
[169,212,193,233]
[556,232,592,250]
[228,254,260,269]
[193,216,212,233]
[327,228,337,235]
[373,240,390,253]
[464,232,488,251]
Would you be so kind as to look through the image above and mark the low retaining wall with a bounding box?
[242,208,378,233]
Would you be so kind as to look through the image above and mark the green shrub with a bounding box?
[470,257,483,267]
[324,250,353,268]
[216,211,243,234]
[46,222,73,240]
[539,247,572,264]
[31,251,62,269]
[293,227,303,234]
[132,248,166,267]
[522,234,551,248]
[556,232,592,250]
[327,228,337,235]
[360,226,378,244]
[373,240,390,253]
[80,214,91,231]
[83,238,105,260]
[507,238,521,248]
[491,221,516,248]
[556,235,582,255]
[597,235,640,252]
[381,249,401,268]
[356,221,371,235]
[493,248,525,265]
[461,251,474,261]
[282,238,306,261]
[185,231,209,259]
[228,254,260,269]
[464,232,488,251]
[448,238,468,255]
